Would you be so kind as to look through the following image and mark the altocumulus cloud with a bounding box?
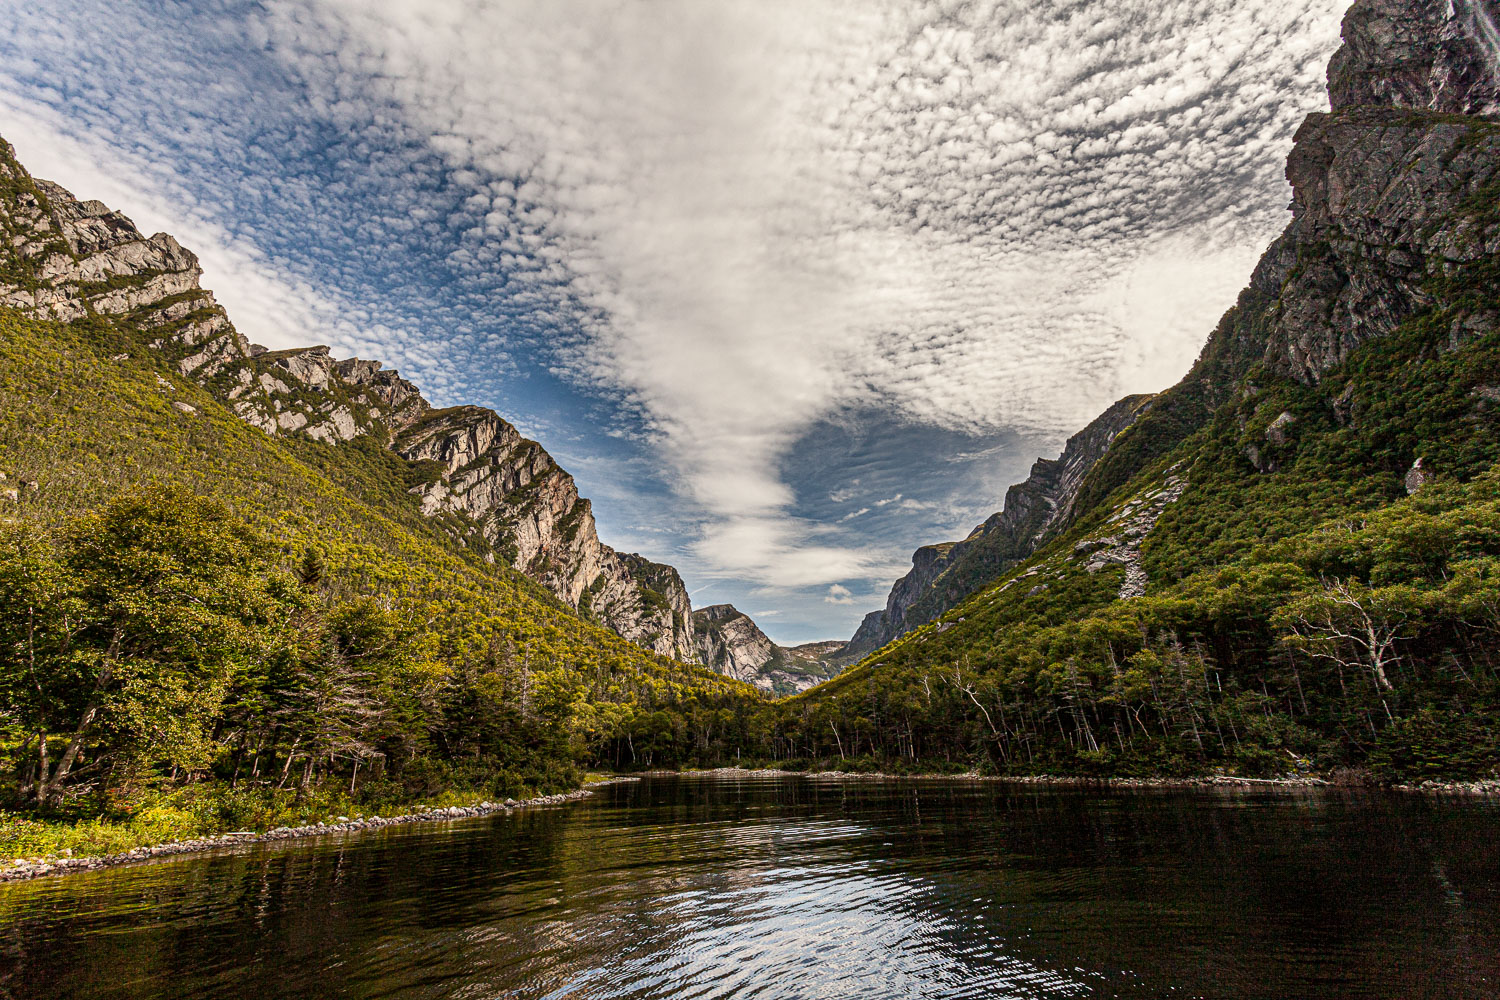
[0,0,1344,638]
[255,0,1341,590]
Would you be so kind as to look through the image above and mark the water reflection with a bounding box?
[0,776,1496,999]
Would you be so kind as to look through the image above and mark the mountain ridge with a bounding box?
[692,604,844,694]
[777,0,1500,781]
[0,143,772,669]
[845,394,1155,659]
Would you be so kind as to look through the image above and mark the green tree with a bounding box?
[40,484,279,802]
[0,521,82,800]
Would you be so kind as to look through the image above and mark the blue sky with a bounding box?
[1,0,1345,643]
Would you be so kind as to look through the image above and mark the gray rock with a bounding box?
[1265,411,1297,446]
[1328,0,1500,115]
[1404,456,1434,494]
[845,394,1153,658]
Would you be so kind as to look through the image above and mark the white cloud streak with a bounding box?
[252,0,1342,593]
[1,0,1345,611]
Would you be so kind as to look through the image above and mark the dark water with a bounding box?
[2,776,1498,1000]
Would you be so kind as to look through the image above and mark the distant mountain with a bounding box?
[692,605,845,695]
[0,147,774,669]
[844,396,1153,659]
[785,0,1500,781]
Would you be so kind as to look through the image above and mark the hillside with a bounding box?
[0,137,800,672]
[774,0,1500,782]
[0,148,765,816]
[844,396,1154,659]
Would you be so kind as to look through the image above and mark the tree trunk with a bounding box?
[1367,626,1396,691]
[39,703,100,805]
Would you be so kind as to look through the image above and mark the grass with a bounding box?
[0,775,589,864]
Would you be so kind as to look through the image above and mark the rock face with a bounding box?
[846,0,1500,664]
[844,395,1153,660]
[0,138,699,662]
[1328,0,1500,115]
[1243,0,1500,387]
[692,605,846,694]
[693,605,780,685]
[1251,106,1499,382]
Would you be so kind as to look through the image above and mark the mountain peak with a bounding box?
[0,135,715,665]
[1329,0,1500,114]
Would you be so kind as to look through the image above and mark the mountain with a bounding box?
[780,0,1500,782]
[844,395,1153,659]
[692,604,845,695]
[0,145,722,665]
[846,0,1498,655]
[0,147,771,812]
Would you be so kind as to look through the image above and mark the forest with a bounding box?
[769,472,1500,781]
[0,309,756,857]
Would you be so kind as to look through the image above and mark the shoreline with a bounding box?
[0,779,637,885]
[651,767,1500,796]
[7,768,1493,884]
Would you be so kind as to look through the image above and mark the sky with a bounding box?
[0,0,1345,644]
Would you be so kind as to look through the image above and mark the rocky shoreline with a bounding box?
[665,767,1500,796]
[1,782,631,884]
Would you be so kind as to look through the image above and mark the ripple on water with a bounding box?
[1,777,1498,1000]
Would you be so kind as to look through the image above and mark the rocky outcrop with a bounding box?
[1249,1,1500,385]
[0,163,249,368]
[693,605,780,685]
[1071,465,1187,600]
[770,642,849,695]
[1328,0,1500,115]
[693,605,847,694]
[1256,108,1499,383]
[844,395,1153,660]
[0,137,700,663]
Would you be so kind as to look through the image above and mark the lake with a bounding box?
[1,775,1496,999]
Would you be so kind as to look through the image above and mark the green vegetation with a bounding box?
[0,308,760,860]
[773,475,1500,781]
[766,167,1500,782]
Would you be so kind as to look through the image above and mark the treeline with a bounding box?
[0,485,756,813]
[6,477,1497,815]
[766,474,1500,781]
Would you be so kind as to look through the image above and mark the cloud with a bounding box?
[824,584,855,605]
[0,0,1347,636]
[249,0,1342,594]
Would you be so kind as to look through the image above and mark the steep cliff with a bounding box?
[783,0,1500,780]
[845,0,1500,664]
[1328,0,1500,114]
[693,605,780,685]
[0,141,700,661]
[845,395,1153,659]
